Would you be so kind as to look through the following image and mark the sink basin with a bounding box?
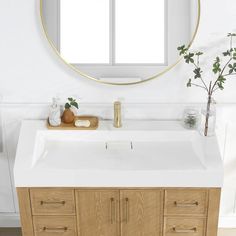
[33,129,206,170]
[14,120,223,187]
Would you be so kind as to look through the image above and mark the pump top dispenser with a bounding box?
[48,97,61,127]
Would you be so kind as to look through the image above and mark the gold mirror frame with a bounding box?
[40,0,201,86]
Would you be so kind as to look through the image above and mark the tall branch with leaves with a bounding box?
[177,33,236,136]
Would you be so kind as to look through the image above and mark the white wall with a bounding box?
[0,0,235,104]
[0,0,236,227]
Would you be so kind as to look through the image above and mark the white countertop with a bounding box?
[14,120,224,188]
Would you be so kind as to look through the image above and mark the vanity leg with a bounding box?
[206,188,221,236]
[17,188,34,236]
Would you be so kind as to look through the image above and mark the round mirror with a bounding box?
[40,0,200,85]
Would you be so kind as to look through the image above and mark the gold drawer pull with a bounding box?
[43,226,68,233]
[110,197,115,224]
[174,201,199,207]
[40,200,66,205]
[173,227,197,233]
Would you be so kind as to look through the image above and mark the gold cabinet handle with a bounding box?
[40,200,66,205]
[174,201,199,207]
[173,227,197,233]
[125,198,129,224]
[110,197,115,224]
[43,226,68,233]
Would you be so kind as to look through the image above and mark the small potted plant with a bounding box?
[62,97,79,124]
[178,33,236,136]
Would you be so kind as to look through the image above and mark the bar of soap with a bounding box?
[74,120,91,128]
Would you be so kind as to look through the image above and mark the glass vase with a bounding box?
[199,95,216,137]
[182,108,199,130]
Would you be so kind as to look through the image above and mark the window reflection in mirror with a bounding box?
[58,0,165,65]
[61,0,110,64]
[41,0,200,84]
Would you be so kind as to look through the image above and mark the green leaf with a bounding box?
[184,53,195,64]
[228,33,236,37]
[228,63,236,74]
[177,45,188,55]
[193,67,202,79]
[233,52,236,60]
[187,79,192,87]
[217,82,224,90]
[177,45,185,50]
[196,52,203,56]
[223,50,231,56]
[68,97,73,102]
[212,66,221,73]
[71,102,79,109]
[217,75,226,90]
[65,103,71,109]
[212,57,221,74]
[218,75,226,82]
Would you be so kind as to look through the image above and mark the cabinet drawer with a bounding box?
[30,189,75,215]
[164,217,206,236]
[164,189,208,216]
[33,216,77,236]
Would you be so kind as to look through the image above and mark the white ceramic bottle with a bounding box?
[48,97,61,127]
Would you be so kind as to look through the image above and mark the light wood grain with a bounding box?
[30,189,75,216]
[164,217,206,236]
[33,216,77,236]
[17,187,221,236]
[206,188,221,236]
[3,228,236,236]
[120,190,162,236]
[17,188,34,236]
[47,116,99,130]
[164,189,208,216]
[76,190,119,236]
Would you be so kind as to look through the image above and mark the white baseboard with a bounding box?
[0,213,20,227]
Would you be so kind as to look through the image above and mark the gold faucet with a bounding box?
[113,101,122,128]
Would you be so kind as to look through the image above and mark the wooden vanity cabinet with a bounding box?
[17,188,221,236]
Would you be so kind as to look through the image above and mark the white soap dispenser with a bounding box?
[48,97,61,127]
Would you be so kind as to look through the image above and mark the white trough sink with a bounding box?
[14,120,223,188]
[32,129,206,171]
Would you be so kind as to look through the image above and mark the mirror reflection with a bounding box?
[41,0,200,85]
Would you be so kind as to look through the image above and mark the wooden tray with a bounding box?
[47,116,99,130]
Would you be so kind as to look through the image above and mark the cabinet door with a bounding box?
[76,190,119,236]
[120,190,162,236]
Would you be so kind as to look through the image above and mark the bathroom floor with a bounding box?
[0,228,21,236]
[218,229,236,236]
[0,228,235,236]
